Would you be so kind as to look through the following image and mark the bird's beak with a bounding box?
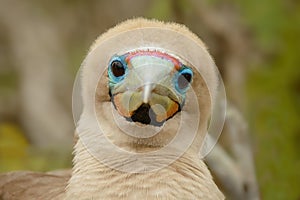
[142,83,154,104]
[111,56,181,126]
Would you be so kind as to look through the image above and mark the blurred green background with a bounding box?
[0,0,299,199]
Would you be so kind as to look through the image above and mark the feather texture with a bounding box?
[0,171,70,200]
[65,139,224,199]
[0,18,224,199]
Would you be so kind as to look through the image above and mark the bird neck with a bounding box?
[65,137,223,199]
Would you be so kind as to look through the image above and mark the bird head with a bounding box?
[108,50,193,126]
[74,19,220,171]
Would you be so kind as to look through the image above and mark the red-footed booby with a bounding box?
[0,18,224,200]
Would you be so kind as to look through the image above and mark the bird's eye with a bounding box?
[111,60,125,77]
[175,68,193,93]
[108,57,128,83]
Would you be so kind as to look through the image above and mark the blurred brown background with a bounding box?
[0,0,299,199]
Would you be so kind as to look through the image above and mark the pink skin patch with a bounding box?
[125,50,183,71]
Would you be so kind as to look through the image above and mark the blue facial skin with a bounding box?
[174,66,193,94]
[108,55,193,108]
[107,55,128,87]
